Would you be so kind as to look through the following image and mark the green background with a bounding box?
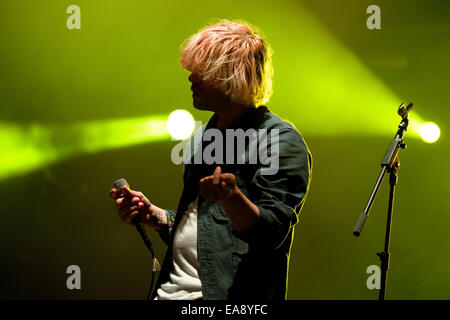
[0,0,449,299]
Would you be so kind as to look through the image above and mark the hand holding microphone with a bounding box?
[109,178,161,289]
[109,181,167,231]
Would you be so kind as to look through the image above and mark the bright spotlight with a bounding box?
[419,122,440,143]
[167,109,195,140]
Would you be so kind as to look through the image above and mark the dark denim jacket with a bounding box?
[150,106,312,300]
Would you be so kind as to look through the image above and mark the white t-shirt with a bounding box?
[154,196,202,300]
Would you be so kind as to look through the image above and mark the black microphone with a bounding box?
[113,178,160,271]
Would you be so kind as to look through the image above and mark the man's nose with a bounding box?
[189,73,202,84]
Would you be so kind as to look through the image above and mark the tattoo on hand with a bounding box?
[156,210,165,225]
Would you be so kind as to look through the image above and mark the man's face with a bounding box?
[188,73,231,111]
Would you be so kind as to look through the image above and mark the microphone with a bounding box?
[113,178,160,272]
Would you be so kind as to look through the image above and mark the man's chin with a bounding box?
[193,100,213,111]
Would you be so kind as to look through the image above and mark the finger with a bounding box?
[122,186,144,199]
[141,195,152,208]
[130,196,142,203]
[119,205,137,218]
[205,177,219,200]
[199,178,214,200]
[121,186,132,197]
[124,190,151,208]
[119,205,141,218]
[129,200,145,209]
[220,173,236,186]
[212,180,228,198]
[109,188,117,199]
[213,166,221,184]
[115,197,125,207]
[123,210,141,225]
[116,196,142,209]
[116,197,132,209]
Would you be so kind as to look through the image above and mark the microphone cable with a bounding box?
[113,178,160,300]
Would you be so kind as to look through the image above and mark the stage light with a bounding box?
[419,122,440,143]
[167,109,195,140]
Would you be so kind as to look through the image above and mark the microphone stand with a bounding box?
[353,102,414,300]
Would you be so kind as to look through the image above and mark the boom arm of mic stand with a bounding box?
[353,105,411,236]
[353,166,388,236]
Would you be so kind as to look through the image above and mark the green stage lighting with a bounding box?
[0,115,170,181]
[266,2,431,140]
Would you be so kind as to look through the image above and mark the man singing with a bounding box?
[109,20,312,300]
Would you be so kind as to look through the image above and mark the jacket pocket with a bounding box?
[211,203,229,223]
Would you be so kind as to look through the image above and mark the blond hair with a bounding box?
[180,19,273,106]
